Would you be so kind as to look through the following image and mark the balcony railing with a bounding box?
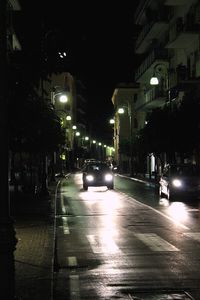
[135,48,169,82]
[135,10,169,53]
[166,17,200,48]
[135,87,167,111]
[164,0,188,5]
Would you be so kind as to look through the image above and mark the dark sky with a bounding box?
[17,1,139,141]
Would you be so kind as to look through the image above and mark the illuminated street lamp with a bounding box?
[49,91,70,181]
[59,94,68,103]
[117,103,133,176]
[150,63,168,86]
[118,107,125,114]
[66,115,71,121]
[51,90,68,105]
[149,62,171,176]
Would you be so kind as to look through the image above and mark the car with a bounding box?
[159,163,200,200]
[82,161,114,190]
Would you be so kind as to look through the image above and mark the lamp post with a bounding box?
[149,63,170,108]
[49,90,69,180]
[71,125,77,170]
[150,62,171,167]
[118,102,133,176]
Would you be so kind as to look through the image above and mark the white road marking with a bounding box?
[183,232,200,242]
[62,216,70,234]
[68,256,77,267]
[87,234,120,254]
[69,274,80,300]
[123,193,189,230]
[134,233,179,252]
[61,193,67,214]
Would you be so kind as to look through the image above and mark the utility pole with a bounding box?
[0,1,18,298]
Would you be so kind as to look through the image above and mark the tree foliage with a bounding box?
[134,89,200,162]
[8,64,65,155]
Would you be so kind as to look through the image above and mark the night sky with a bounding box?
[17,1,139,141]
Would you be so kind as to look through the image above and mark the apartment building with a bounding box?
[111,83,140,174]
[134,0,200,172]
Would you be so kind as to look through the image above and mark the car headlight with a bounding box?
[86,175,94,182]
[172,179,182,188]
[105,174,113,181]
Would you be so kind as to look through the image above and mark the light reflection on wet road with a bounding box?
[54,172,200,300]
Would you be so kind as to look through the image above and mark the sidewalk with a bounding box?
[118,172,158,188]
[10,173,156,300]
[11,181,58,300]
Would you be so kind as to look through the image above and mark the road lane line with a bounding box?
[183,232,200,242]
[69,274,80,300]
[68,256,77,267]
[122,193,189,230]
[134,233,179,252]
[62,216,70,234]
[61,193,67,214]
[87,234,120,254]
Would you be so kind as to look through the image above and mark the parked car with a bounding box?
[82,161,114,190]
[159,164,200,200]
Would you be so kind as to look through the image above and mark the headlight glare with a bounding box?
[105,174,113,181]
[172,179,182,187]
[86,175,94,182]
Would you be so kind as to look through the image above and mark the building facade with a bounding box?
[134,0,200,174]
[111,83,140,174]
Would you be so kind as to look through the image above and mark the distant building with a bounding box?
[111,83,139,174]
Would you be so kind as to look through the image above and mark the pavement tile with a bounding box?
[10,183,56,300]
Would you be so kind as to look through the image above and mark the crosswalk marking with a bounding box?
[68,256,77,267]
[62,216,70,234]
[134,233,179,252]
[61,193,67,214]
[87,234,120,254]
[69,274,80,300]
[183,232,200,242]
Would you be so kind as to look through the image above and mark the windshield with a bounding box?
[87,163,110,172]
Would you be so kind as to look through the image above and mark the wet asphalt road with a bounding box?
[53,172,200,300]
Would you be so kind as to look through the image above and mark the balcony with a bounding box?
[166,18,200,49]
[135,13,169,53]
[135,87,167,111]
[135,48,169,83]
[164,0,188,5]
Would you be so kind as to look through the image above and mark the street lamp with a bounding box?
[50,90,71,181]
[51,90,68,105]
[66,115,71,121]
[150,63,169,86]
[59,94,68,103]
[117,103,134,176]
[149,62,171,174]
